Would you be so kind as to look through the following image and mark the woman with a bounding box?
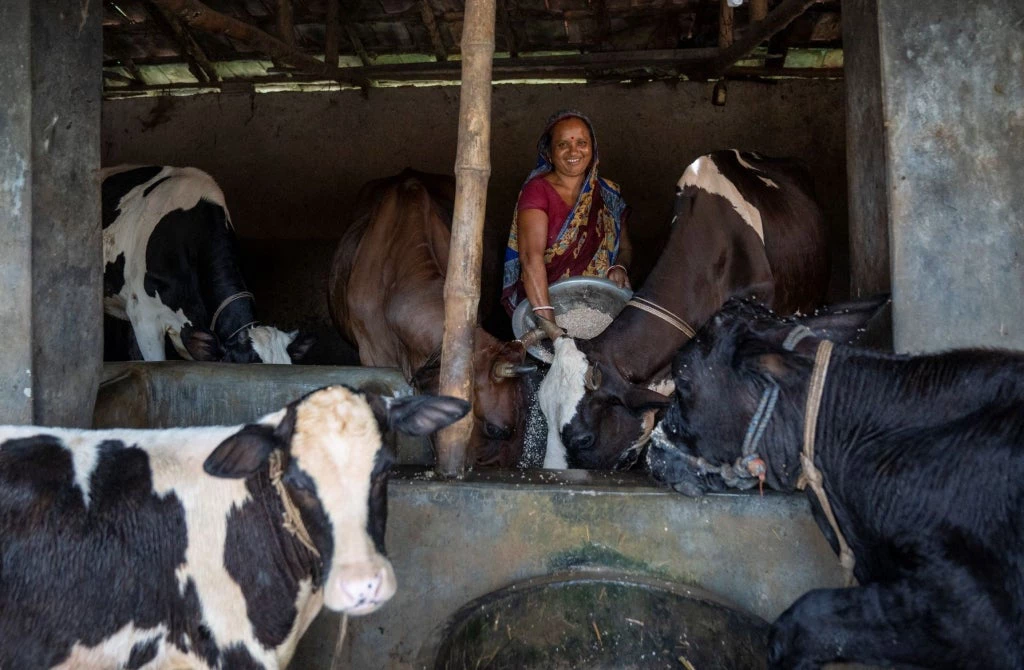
[501,110,632,321]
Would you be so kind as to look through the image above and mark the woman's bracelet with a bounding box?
[608,264,628,275]
[531,305,555,313]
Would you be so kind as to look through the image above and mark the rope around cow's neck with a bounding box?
[625,297,696,339]
[795,339,857,587]
[209,290,255,332]
[268,450,321,559]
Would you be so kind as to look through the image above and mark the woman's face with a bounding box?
[547,117,593,179]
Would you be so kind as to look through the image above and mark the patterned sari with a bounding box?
[501,110,628,315]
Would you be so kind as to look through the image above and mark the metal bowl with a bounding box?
[511,276,633,362]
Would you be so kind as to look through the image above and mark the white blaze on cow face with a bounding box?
[538,337,590,470]
[678,155,767,241]
[248,325,298,364]
[287,387,397,613]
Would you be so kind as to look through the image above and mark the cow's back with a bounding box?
[705,151,829,314]
[329,170,456,377]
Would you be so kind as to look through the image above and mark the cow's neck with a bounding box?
[197,223,258,341]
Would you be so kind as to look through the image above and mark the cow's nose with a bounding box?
[565,431,595,452]
[484,421,513,440]
[327,562,397,614]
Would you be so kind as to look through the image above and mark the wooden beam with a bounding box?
[277,0,294,45]
[150,0,336,77]
[750,0,767,23]
[146,1,220,82]
[719,0,734,49]
[497,0,518,57]
[325,0,340,66]
[344,24,371,65]
[419,0,448,62]
[706,0,823,78]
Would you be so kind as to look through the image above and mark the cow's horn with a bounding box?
[519,328,547,349]
[492,361,539,379]
[534,315,566,342]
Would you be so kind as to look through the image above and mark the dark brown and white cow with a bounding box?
[329,170,538,467]
[536,150,830,470]
[645,296,1024,669]
[102,165,313,363]
[0,385,468,669]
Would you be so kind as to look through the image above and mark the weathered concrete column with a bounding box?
[0,1,103,425]
[874,2,1024,352]
[842,0,890,299]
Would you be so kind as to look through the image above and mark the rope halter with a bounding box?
[210,291,256,332]
[268,450,321,560]
[625,297,696,339]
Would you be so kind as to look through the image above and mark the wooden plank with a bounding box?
[705,0,824,77]
[325,0,340,66]
[719,0,733,48]
[147,0,220,82]
[750,0,767,23]
[151,0,337,77]
[419,0,448,61]
[278,0,294,45]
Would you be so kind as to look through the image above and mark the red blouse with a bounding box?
[517,176,573,247]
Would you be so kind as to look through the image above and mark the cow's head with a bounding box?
[647,296,890,496]
[470,337,538,467]
[203,386,469,614]
[182,324,315,364]
[540,337,673,469]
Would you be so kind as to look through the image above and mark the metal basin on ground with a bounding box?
[511,276,632,362]
[434,571,768,670]
[92,361,432,464]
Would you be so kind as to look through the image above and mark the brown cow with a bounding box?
[536,150,831,470]
[329,170,536,467]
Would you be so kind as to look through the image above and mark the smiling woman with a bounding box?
[500,110,633,323]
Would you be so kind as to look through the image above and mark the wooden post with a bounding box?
[278,0,294,46]
[325,0,340,68]
[750,0,768,23]
[435,0,495,477]
[719,0,734,49]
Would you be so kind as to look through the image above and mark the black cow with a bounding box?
[102,165,313,363]
[647,297,1024,669]
[0,386,468,669]
[536,150,829,470]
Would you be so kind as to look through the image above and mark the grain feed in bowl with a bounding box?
[555,306,614,340]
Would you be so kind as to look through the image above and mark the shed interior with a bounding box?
[100,0,850,365]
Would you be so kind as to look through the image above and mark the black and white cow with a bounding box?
[0,385,468,669]
[534,150,829,470]
[647,297,1024,669]
[102,165,313,363]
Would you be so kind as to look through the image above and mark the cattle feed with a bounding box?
[678,156,766,241]
[0,385,469,669]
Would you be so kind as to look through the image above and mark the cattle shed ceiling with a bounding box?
[103,0,843,96]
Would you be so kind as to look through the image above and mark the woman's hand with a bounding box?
[608,265,631,290]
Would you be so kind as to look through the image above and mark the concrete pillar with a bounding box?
[0,1,103,426]
[874,2,1024,352]
[842,0,891,299]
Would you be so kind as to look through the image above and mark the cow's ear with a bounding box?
[371,394,471,436]
[793,294,891,345]
[182,325,224,362]
[205,424,278,478]
[286,331,316,362]
[621,387,673,415]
